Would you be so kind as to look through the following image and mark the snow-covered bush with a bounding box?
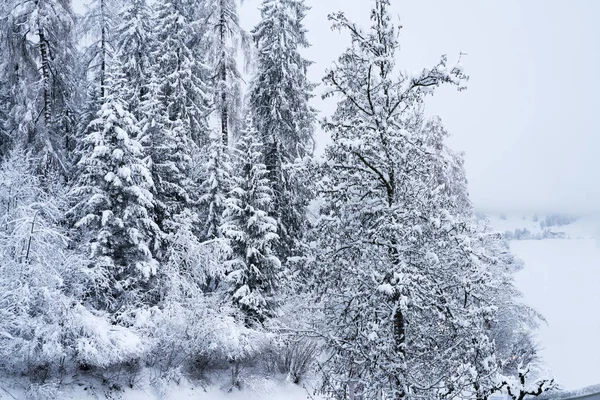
[144,252,270,380]
[261,293,324,384]
[0,151,146,377]
[264,337,320,384]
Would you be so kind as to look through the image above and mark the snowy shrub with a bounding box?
[68,305,146,369]
[265,338,319,384]
[0,151,146,377]
[144,255,270,382]
[262,296,324,384]
[25,382,60,400]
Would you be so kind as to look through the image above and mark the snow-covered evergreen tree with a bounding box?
[203,0,247,145]
[200,137,232,241]
[71,72,161,311]
[144,112,199,255]
[75,0,119,168]
[81,0,117,102]
[249,0,316,260]
[220,116,281,325]
[150,0,212,148]
[2,0,77,171]
[113,0,153,120]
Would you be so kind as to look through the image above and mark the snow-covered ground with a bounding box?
[488,213,600,390]
[0,374,324,400]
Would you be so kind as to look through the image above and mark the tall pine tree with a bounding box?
[2,0,77,171]
[220,115,281,326]
[71,70,161,311]
[151,0,212,148]
[203,0,246,145]
[249,0,316,261]
[113,0,153,120]
[142,0,211,250]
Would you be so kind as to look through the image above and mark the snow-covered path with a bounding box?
[512,238,600,389]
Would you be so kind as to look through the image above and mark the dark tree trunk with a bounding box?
[100,0,106,100]
[38,27,51,128]
[219,0,228,146]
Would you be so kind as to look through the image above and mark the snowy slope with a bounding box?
[485,213,598,239]
[487,213,600,390]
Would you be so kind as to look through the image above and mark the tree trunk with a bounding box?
[219,1,228,146]
[100,0,106,99]
[220,62,228,146]
[38,27,51,128]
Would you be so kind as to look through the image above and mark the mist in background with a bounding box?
[74,0,600,214]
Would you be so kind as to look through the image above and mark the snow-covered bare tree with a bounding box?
[220,115,281,326]
[468,229,554,400]
[249,0,316,260]
[306,1,522,398]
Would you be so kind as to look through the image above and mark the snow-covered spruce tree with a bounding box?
[150,0,212,148]
[81,0,117,102]
[200,137,232,241]
[220,116,281,326]
[115,0,208,257]
[249,0,316,260]
[2,0,77,172]
[143,114,202,265]
[113,0,154,121]
[70,71,161,312]
[76,0,118,165]
[307,1,530,398]
[203,0,247,145]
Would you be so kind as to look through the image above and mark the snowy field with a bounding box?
[0,375,325,400]
[489,213,600,390]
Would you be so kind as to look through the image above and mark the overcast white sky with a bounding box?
[75,0,600,214]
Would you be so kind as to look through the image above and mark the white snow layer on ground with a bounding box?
[512,238,600,390]
[0,376,325,400]
[489,213,600,390]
